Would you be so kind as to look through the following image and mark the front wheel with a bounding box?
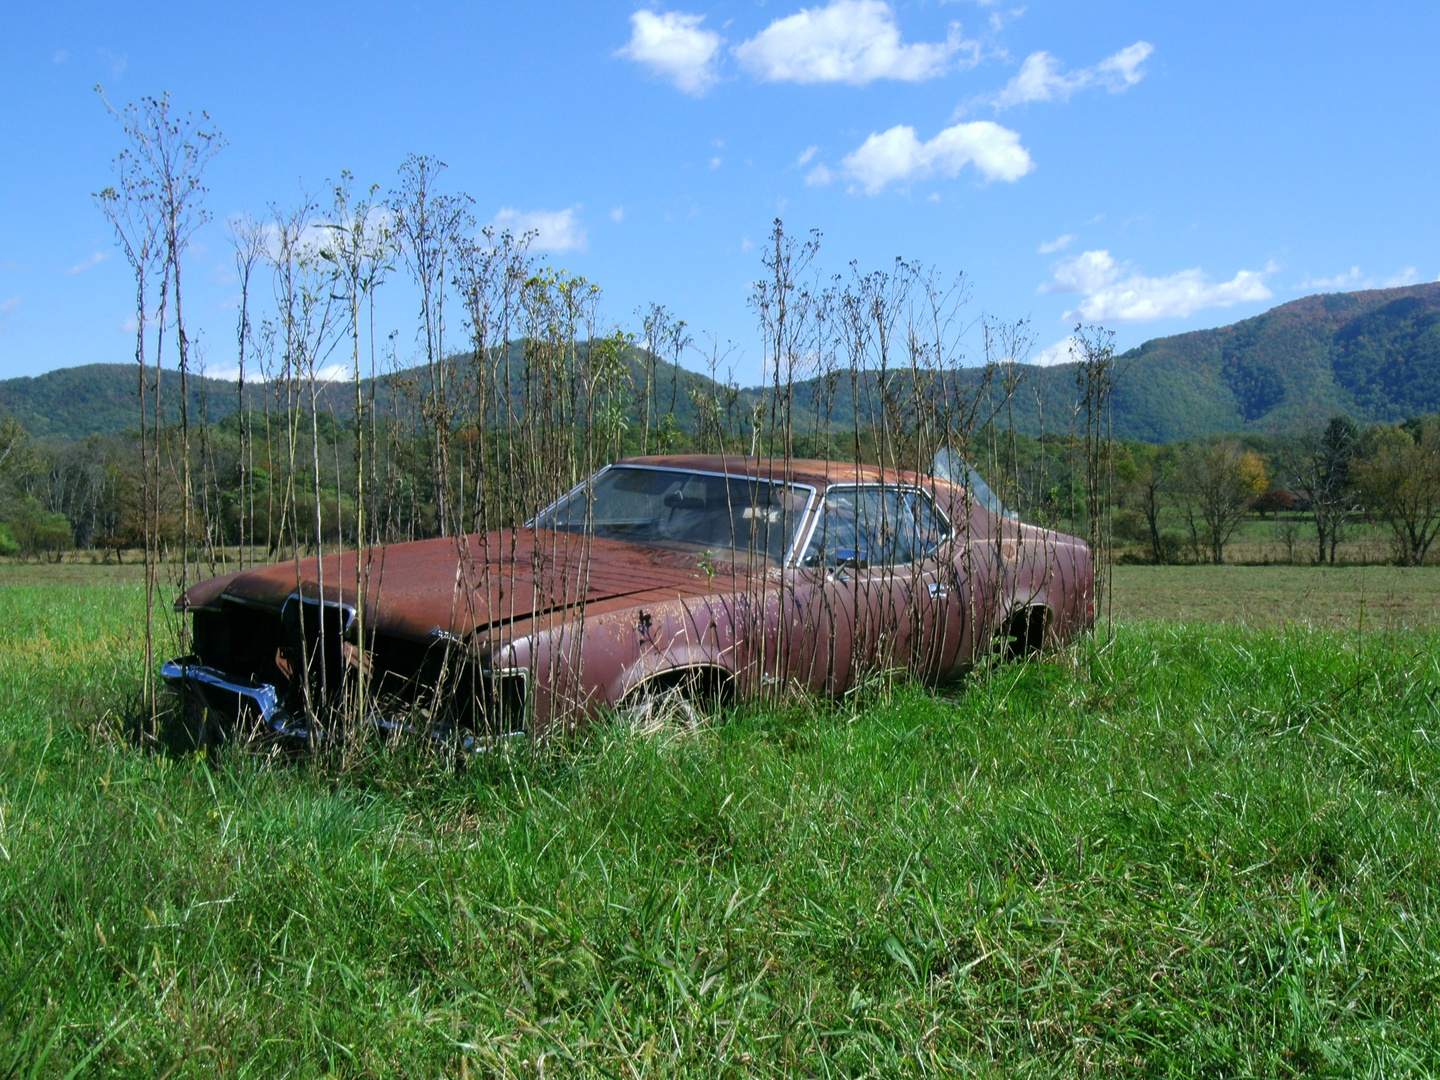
[618,668,732,734]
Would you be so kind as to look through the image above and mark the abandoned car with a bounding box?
[163,455,1094,743]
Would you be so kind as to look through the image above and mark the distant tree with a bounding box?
[1273,517,1301,563]
[642,304,691,454]
[0,419,46,556]
[0,418,38,502]
[5,497,75,561]
[1251,488,1299,517]
[36,436,126,549]
[1288,416,1360,564]
[1174,440,1268,564]
[1122,442,1176,563]
[1353,418,1440,566]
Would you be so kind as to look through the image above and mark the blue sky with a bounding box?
[1,1,1436,384]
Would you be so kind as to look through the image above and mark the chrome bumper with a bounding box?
[160,658,311,739]
[160,658,525,749]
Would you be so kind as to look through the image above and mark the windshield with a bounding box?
[533,465,811,565]
[931,448,1018,521]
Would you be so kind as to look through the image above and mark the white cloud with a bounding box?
[805,163,834,186]
[490,207,588,253]
[1032,336,1080,367]
[617,10,723,95]
[1044,248,1274,322]
[1096,41,1153,88]
[1297,266,1363,290]
[97,47,127,77]
[202,365,259,384]
[241,213,393,268]
[989,41,1153,110]
[67,252,107,275]
[1294,266,1426,292]
[610,206,625,223]
[710,156,723,169]
[796,145,819,166]
[841,120,1032,194]
[1,296,19,314]
[206,362,352,384]
[53,49,67,64]
[734,0,977,85]
[1046,249,1120,294]
[1037,233,1073,254]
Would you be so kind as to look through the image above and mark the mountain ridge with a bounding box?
[3,282,1438,444]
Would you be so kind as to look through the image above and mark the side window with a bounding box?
[802,488,862,567]
[803,486,949,567]
[901,487,949,559]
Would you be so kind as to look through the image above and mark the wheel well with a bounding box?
[624,665,735,709]
[997,605,1051,660]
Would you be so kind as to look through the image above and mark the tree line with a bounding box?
[1124,416,1440,567]
[7,377,1439,571]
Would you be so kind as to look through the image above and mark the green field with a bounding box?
[1109,564,1440,629]
[3,567,1440,1076]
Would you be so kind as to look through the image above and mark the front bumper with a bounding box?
[160,656,528,748]
[160,657,312,740]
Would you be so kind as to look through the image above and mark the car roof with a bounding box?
[619,454,943,492]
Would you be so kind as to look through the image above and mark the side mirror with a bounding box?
[834,547,869,570]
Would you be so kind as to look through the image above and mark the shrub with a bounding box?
[2,498,75,560]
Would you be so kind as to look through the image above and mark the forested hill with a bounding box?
[0,364,369,439]
[4,282,1439,443]
[1102,282,1440,440]
[745,282,1440,443]
[0,346,722,441]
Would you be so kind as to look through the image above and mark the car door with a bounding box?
[783,483,968,693]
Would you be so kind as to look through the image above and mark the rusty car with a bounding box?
[162,454,1094,744]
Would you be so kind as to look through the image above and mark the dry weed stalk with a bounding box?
[94,91,1111,750]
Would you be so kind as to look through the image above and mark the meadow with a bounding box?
[2,565,1439,1076]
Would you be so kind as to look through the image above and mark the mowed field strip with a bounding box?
[1,564,1438,1075]
[1110,564,1440,628]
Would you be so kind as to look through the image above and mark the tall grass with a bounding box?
[3,578,1439,1076]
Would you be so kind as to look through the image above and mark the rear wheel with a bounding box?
[996,606,1050,660]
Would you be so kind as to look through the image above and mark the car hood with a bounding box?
[179,530,745,641]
